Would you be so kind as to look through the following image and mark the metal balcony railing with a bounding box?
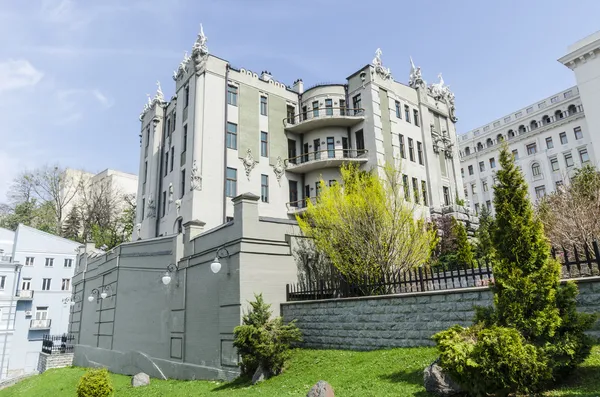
[286,149,368,166]
[286,197,317,210]
[17,290,34,299]
[30,319,52,329]
[284,107,364,127]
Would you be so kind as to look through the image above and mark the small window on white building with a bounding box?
[61,279,70,291]
[21,278,31,291]
[579,149,590,164]
[526,143,537,155]
[0,276,5,290]
[42,278,51,291]
[45,258,54,267]
[535,185,546,199]
[574,127,583,140]
[493,121,500,128]
[550,96,559,103]
[35,307,49,320]
[564,153,574,168]
[482,181,489,192]
[471,183,477,195]
[64,259,72,268]
[260,95,268,116]
[489,157,496,169]
[25,257,34,266]
[560,132,568,145]
[550,157,560,172]
[526,107,533,114]
[512,149,519,160]
[479,161,485,172]
[532,163,541,177]
[546,137,554,149]
[504,116,511,123]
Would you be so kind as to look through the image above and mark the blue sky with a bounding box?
[0,0,599,200]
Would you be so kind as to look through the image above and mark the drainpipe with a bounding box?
[0,263,20,379]
[222,65,230,223]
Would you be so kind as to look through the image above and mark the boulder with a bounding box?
[252,365,272,384]
[307,380,335,397]
[131,372,150,387]
[423,361,462,396]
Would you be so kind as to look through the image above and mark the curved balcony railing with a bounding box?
[285,149,368,167]
[286,197,317,212]
[283,107,365,132]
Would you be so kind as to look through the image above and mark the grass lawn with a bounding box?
[1,346,599,396]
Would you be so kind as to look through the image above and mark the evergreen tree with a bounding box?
[62,206,81,241]
[452,218,474,268]
[475,206,494,263]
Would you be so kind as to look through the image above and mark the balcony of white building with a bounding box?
[285,149,368,174]
[286,197,317,215]
[283,107,365,133]
[30,319,52,330]
[17,290,34,301]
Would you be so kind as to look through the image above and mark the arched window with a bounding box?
[518,125,526,134]
[497,134,504,142]
[508,129,515,139]
[530,120,538,130]
[486,138,493,148]
[568,104,577,116]
[465,147,471,155]
[555,109,564,120]
[477,142,484,151]
[542,115,551,125]
[532,162,541,177]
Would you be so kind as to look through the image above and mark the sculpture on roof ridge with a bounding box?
[408,56,425,89]
[372,48,392,80]
[428,73,458,123]
[191,23,209,75]
[173,51,191,81]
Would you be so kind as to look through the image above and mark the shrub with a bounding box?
[434,324,550,396]
[233,294,302,377]
[76,368,113,397]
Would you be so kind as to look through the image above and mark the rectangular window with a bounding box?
[184,85,190,108]
[404,105,411,123]
[164,151,169,176]
[325,99,333,116]
[421,181,428,206]
[579,148,590,163]
[144,161,148,183]
[352,94,361,112]
[471,183,477,195]
[402,175,410,200]
[482,181,489,192]
[261,174,269,203]
[141,198,145,219]
[25,257,34,266]
[227,85,238,106]
[286,105,296,124]
[443,187,450,206]
[260,95,268,116]
[504,116,511,123]
[479,161,485,172]
[486,201,491,211]
[182,125,188,153]
[399,134,406,159]
[339,99,346,116]
[42,279,51,291]
[288,139,297,164]
[395,101,401,118]
[327,137,335,158]
[302,106,307,121]
[551,96,558,103]
[474,203,480,214]
[166,118,171,135]
[35,307,49,320]
[550,157,559,171]
[226,122,237,149]
[180,170,185,198]
[226,168,237,198]
[162,191,166,217]
[312,101,319,118]
[493,121,500,128]
[61,278,70,291]
[574,127,583,140]
[417,141,423,165]
[408,138,415,162]
[412,178,419,203]
[538,102,546,109]
[461,168,464,178]
[21,278,31,291]
[526,107,533,114]
[468,165,474,175]
[483,126,490,132]
[315,181,322,197]
[304,185,310,200]
[546,137,554,149]
[170,146,174,172]
[532,163,541,176]
[64,259,72,268]
[414,109,420,126]
[515,111,523,118]
[261,132,268,157]
[512,149,519,160]
[526,143,537,155]
[289,181,298,206]
[560,132,568,145]
[0,276,5,290]
[45,258,54,267]
[489,158,496,169]
[564,153,574,167]
[313,139,320,160]
[535,185,546,199]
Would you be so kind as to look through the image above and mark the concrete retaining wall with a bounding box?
[37,353,74,373]
[282,277,600,350]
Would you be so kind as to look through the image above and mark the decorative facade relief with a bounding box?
[241,149,258,180]
[427,74,458,123]
[408,57,426,89]
[146,194,156,218]
[191,24,209,76]
[175,199,181,216]
[168,183,174,203]
[372,48,392,80]
[135,223,141,237]
[190,160,202,191]
[432,130,455,159]
[272,156,286,186]
[173,51,191,81]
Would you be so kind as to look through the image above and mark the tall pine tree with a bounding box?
[475,206,494,263]
[452,217,474,269]
[62,206,81,242]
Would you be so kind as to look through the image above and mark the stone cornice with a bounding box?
[559,36,600,69]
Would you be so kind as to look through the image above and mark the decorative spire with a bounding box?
[155,80,164,102]
[371,48,392,80]
[193,23,209,55]
[408,56,425,89]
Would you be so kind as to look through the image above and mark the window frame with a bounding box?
[226,122,238,150]
[45,258,54,267]
[226,167,237,198]
[64,259,72,268]
[260,95,268,116]
[574,127,583,140]
[546,137,554,149]
[42,278,51,291]
[227,84,238,106]
[261,174,269,203]
[560,132,568,145]
[526,143,537,155]
[260,131,269,157]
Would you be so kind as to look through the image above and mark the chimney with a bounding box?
[260,70,272,82]
[292,79,304,94]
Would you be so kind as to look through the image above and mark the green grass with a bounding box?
[1,347,599,396]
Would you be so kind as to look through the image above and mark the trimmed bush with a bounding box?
[233,293,302,377]
[76,368,113,397]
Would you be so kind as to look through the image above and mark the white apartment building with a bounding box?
[459,31,600,214]
[136,26,472,239]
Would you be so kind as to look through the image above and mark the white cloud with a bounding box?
[92,90,113,108]
[0,59,44,92]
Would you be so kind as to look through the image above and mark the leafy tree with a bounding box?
[297,163,438,284]
[292,237,333,288]
[233,294,302,378]
[453,217,474,269]
[475,206,494,263]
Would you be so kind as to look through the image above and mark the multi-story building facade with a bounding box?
[136,27,469,238]
[0,225,80,379]
[459,31,600,214]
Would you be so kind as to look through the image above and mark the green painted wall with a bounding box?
[378,88,393,165]
[267,95,288,165]
[238,85,260,159]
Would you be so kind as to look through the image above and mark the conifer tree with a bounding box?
[475,206,494,263]
[62,205,81,242]
[452,217,474,268]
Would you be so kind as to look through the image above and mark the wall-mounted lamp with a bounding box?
[211,247,230,274]
[88,285,113,302]
[162,263,179,285]
[63,295,80,307]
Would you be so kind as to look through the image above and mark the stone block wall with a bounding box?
[282,277,600,350]
[37,353,74,373]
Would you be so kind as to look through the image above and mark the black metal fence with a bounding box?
[286,242,600,302]
[41,334,75,355]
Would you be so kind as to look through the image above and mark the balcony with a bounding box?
[286,197,317,215]
[17,290,34,300]
[30,319,52,330]
[285,149,368,174]
[284,108,364,133]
